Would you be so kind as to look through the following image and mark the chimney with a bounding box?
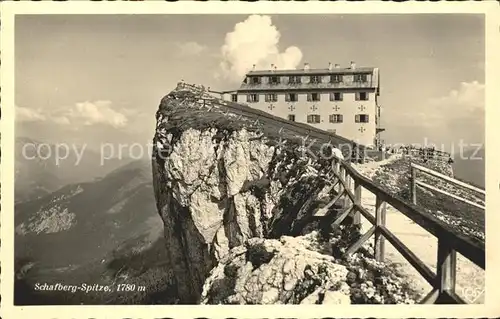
[271,63,275,71]
[335,63,340,68]
[304,62,310,71]
[328,62,333,71]
[274,65,277,70]
[350,61,356,69]
[252,64,256,71]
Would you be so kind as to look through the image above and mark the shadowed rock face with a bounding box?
[152,86,340,303]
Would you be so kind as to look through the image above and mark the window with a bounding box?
[269,76,280,85]
[231,94,238,102]
[288,114,296,122]
[247,94,259,103]
[330,92,343,101]
[265,93,278,102]
[289,76,301,84]
[307,93,321,102]
[250,76,262,84]
[329,114,343,123]
[310,75,322,84]
[286,93,298,102]
[307,114,321,124]
[355,114,370,123]
[355,92,369,101]
[354,74,367,82]
[330,74,343,83]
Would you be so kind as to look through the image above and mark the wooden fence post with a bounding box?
[340,166,349,206]
[339,165,345,195]
[345,171,352,207]
[374,195,387,262]
[332,157,339,193]
[353,179,362,225]
[436,238,457,294]
[410,165,417,205]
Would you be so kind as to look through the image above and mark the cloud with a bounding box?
[218,15,303,82]
[16,100,128,128]
[51,116,71,125]
[66,100,128,128]
[429,81,484,113]
[408,81,485,144]
[176,41,207,56]
[15,106,46,122]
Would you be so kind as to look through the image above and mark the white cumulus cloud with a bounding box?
[15,100,128,128]
[411,81,485,144]
[67,100,128,128]
[429,80,484,114]
[408,81,484,125]
[219,15,303,82]
[16,106,46,122]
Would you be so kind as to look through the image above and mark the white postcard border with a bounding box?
[1,1,499,318]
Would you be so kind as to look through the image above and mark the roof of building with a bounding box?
[246,67,375,76]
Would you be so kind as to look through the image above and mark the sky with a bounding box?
[15,14,485,153]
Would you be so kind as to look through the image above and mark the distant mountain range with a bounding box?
[15,160,158,266]
[452,145,485,188]
[14,156,175,305]
[15,137,131,203]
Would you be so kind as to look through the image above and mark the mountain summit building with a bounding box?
[219,62,384,147]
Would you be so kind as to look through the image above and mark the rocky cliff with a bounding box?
[152,85,341,303]
[151,84,413,304]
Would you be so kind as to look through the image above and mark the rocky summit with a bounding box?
[151,83,414,304]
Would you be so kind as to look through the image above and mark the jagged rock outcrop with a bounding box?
[152,84,346,303]
[200,232,351,304]
[200,230,416,305]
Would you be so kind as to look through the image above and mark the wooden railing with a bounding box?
[400,148,452,162]
[410,162,485,209]
[321,156,485,304]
